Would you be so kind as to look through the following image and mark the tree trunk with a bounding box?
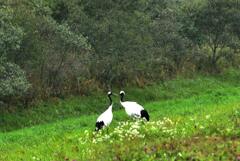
[210,45,219,73]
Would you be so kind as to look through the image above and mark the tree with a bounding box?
[0,60,30,105]
[40,19,91,95]
[63,0,155,86]
[180,0,240,72]
[147,0,190,77]
[0,5,30,106]
[8,0,91,97]
[0,6,24,60]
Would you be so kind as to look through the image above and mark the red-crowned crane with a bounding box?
[95,91,113,131]
[119,91,149,121]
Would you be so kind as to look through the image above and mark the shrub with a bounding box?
[0,61,30,105]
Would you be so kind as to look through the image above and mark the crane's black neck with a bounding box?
[120,94,124,102]
[108,94,112,105]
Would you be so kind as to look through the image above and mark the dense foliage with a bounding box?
[0,61,30,103]
[0,0,239,106]
[180,0,240,72]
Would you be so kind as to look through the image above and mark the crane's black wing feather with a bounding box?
[140,110,150,121]
[95,121,105,131]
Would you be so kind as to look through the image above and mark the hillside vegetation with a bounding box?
[1,72,240,160]
[0,0,240,107]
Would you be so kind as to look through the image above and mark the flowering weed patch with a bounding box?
[52,112,240,160]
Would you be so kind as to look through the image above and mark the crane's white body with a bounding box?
[119,90,149,121]
[96,104,113,127]
[120,101,144,118]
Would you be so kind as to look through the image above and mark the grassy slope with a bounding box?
[1,74,238,132]
[1,73,240,160]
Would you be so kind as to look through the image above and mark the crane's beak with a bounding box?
[112,93,118,96]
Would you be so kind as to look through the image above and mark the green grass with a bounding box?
[1,72,240,160]
[1,73,239,132]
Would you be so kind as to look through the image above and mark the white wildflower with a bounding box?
[199,125,204,129]
[205,115,210,119]
[178,152,183,157]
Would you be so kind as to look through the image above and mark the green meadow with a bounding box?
[1,72,240,160]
